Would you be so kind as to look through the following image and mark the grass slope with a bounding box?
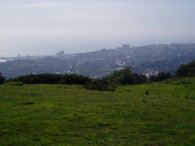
[0,78,195,146]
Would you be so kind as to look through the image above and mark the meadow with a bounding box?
[0,78,195,146]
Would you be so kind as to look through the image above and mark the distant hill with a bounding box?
[0,43,195,78]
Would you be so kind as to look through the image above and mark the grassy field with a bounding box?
[0,78,195,146]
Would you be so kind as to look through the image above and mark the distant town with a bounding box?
[0,43,195,78]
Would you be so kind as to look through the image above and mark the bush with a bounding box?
[133,73,148,84]
[84,68,148,91]
[8,73,90,85]
[105,68,137,85]
[149,72,171,82]
[176,60,195,77]
[84,79,117,91]
[0,73,5,84]
[145,90,149,96]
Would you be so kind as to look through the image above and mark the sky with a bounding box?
[0,0,195,57]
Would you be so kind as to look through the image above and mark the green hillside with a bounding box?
[0,78,195,146]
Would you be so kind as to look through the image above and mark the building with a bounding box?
[56,50,65,58]
[122,44,130,49]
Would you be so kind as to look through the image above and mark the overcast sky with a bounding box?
[0,0,195,56]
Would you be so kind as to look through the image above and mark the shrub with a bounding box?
[8,73,90,85]
[145,90,149,96]
[0,73,5,84]
[84,79,117,91]
[149,72,171,82]
[105,68,137,85]
[176,60,195,77]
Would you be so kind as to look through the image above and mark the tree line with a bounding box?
[0,60,195,91]
[6,73,90,85]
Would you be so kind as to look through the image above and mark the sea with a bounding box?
[0,59,7,63]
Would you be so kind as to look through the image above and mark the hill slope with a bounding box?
[1,43,195,78]
[0,78,195,145]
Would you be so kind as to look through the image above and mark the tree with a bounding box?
[133,73,147,84]
[83,79,116,91]
[176,60,195,76]
[0,73,5,84]
[106,68,136,85]
[8,73,90,85]
[149,72,171,82]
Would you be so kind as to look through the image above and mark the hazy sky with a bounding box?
[0,0,195,56]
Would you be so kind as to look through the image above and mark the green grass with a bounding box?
[0,78,195,146]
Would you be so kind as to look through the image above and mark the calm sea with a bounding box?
[0,59,7,63]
